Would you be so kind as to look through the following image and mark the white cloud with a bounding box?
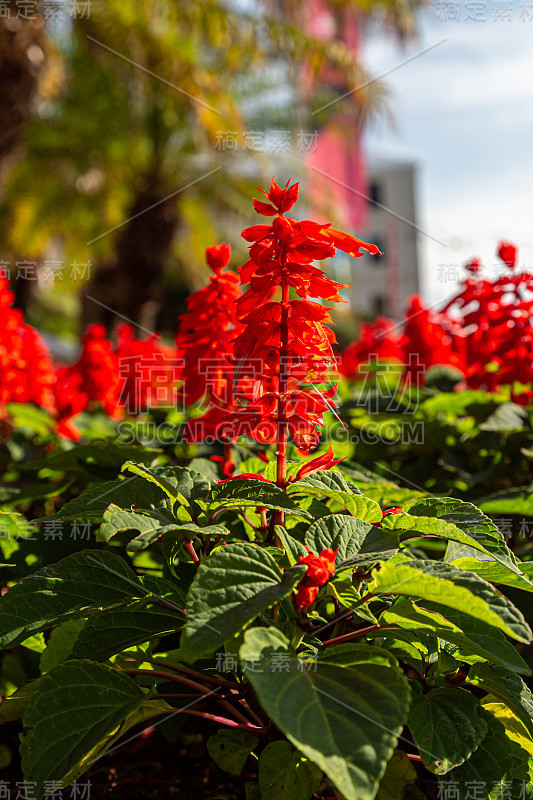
[361,15,533,308]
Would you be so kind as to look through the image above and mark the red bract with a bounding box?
[222,179,380,487]
[295,546,337,610]
[115,324,177,413]
[402,296,466,383]
[465,258,481,274]
[55,323,179,438]
[175,242,242,443]
[340,317,404,379]
[0,270,55,417]
[498,241,518,270]
[443,243,533,395]
[341,239,533,399]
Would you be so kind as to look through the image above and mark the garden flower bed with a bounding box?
[1,182,533,800]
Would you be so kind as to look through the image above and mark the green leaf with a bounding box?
[466,663,533,740]
[291,469,361,493]
[288,474,382,520]
[180,543,306,662]
[6,402,55,437]
[258,741,322,800]
[449,558,533,594]
[399,497,520,575]
[275,527,308,566]
[207,729,257,775]
[0,550,147,648]
[40,619,86,673]
[407,686,488,774]
[240,629,410,800]
[72,586,184,661]
[0,679,40,722]
[21,660,168,799]
[197,479,311,520]
[40,475,173,521]
[376,751,417,800]
[305,514,398,567]
[371,560,531,643]
[379,599,531,675]
[121,462,192,508]
[0,510,36,558]
[444,708,527,798]
[481,701,533,758]
[478,486,533,517]
[97,506,168,543]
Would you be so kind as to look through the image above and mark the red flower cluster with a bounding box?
[340,317,404,378]
[219,179,380,485]
[402,297,465,383]
[442,241,533,397]
[342,241,533,399]
[56,323,178,439]
[0,270,55,416]
[295,546,337,610]
[175,243,242,442]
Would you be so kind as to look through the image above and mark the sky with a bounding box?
[361,8,533,305]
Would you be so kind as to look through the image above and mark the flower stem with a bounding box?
[276,269,290,495]
[322,624,397,648]
[185,538,200,566]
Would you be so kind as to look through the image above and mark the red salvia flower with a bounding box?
[340,317,405,379]
[175,243,242,443]
[0,269,55,419]
[465,257,481,275]
[498,241,518,270]
[295,546,337,610]
[115,324,177,413]
[221,179,380,486]
[403,296,466,383]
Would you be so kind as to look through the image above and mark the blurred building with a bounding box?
[300,3,420,319]
[348,157,420,318]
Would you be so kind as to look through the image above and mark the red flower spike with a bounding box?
[465,258,481,274]
[176,243,243,444]
[498,241,518,270]
[295,547,338,611]
[225,179,380,490]
[206,242,231,271]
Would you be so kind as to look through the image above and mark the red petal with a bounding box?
[253,198,278,216]
[241,224,272,242]
[293,444,344,481]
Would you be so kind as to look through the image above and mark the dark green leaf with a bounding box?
[180,543,305,662]
[258,741,322,800]
[379,599,530,675]
[197,479,311,520]
[207,729,257,775]
[0,550,147,648]
[21,660,169,799]
[408,686,488,774]
[400,497,520,575]
[305,514,398,567]
[466,663,533,740]
[372,560,531,643]
[240,629,410,800]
